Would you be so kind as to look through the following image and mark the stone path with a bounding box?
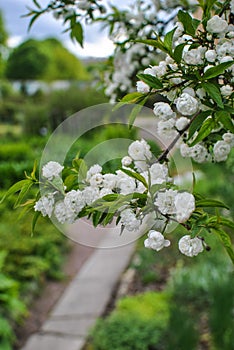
[21,221,141,350]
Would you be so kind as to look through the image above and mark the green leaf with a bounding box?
[64,174,78,191]
[122,92,146,103]
[30,160,38,180]
[135,39,170,55]
[223,105,234,115]
[121,168,148,189]
[0,180,32,204]
[14,182,34,208]
[92,210,104,227]
[208,216,234,230]
[173,43,186,64]
[49,177,65,195]
[202,82,223,108]
[177,10,196,36]
[102,194,119,201]
[136,73,163,89]
[164,27,177,53]
[215,110,234,133]
[128,96,148,129]
[203,61,234,80]
[72,158,87,181]
[31,210,41,235]
[196,199,229,209]
[102,212,115,226]
[213,228,234,264]
[27,11,42,31]
[70,21,83,47]
[188,111,212,139]
[189,117,215,146]
[32,0,41,8]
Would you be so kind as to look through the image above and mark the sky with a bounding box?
[0,0,131,58]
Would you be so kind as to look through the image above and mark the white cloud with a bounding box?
[65,36,115,58]
[7,36,23,48]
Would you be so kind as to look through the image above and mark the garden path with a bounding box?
[20,221,141,350]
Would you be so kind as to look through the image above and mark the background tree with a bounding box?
[0,11,8,77]
[5,38,89,81]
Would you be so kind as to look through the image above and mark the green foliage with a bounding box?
[90,291,169,350]
[116,291,170,325]
[0,204,68,288]
[0,252,26,349]
[165,304,199,350]
[5,38,89,81]
[209,278,234,350]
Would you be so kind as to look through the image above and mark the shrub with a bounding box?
[0,142,33,161]
[0,211,69,294]
[90,291,170,350]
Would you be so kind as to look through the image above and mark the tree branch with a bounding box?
[157,111,200,162]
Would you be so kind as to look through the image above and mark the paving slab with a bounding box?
[42,317,96,337]
[21,334,85,350]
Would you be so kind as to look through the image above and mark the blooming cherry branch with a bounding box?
[2,0,234,264]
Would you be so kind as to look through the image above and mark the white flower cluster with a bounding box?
[105,44,155,103]
[35,139,198,257]
[135,9,234,163]
[103,0,185,102]
[52,0,103,19]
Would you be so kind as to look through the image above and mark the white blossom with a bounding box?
[134,160,148,172]
[205,49,217,62]
[213,140,231,162]
[42,161,64,180]
[178,235,204,257]
[176,93,199,116]
[144,66,157,76]
[121,156,132,167]
[183,47,205,65]
[102,174,117,189]
[206,15,228,35]
[54,201,75,224]
[153,102,176,120]
[64,190,85,215]
[190,144,210,163]
[182,87,195,97]
[120,208,141,231]
[144,230,170,251]
[89,173,103,187]
[157,118,178,139]
[82,187,100,205]
[220,85,233,97]
[174,192,195,223]
[174,21,184,38]
[86,164,102,181]
[128,139,152,161]
[175,117,190,131]
[136,81,150,93]
[222,133,234,147]
[180,143,191,157]
[117,176,136,195]
[34,193,54,218]
[154,189,177,215]
[149,163,169,185]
